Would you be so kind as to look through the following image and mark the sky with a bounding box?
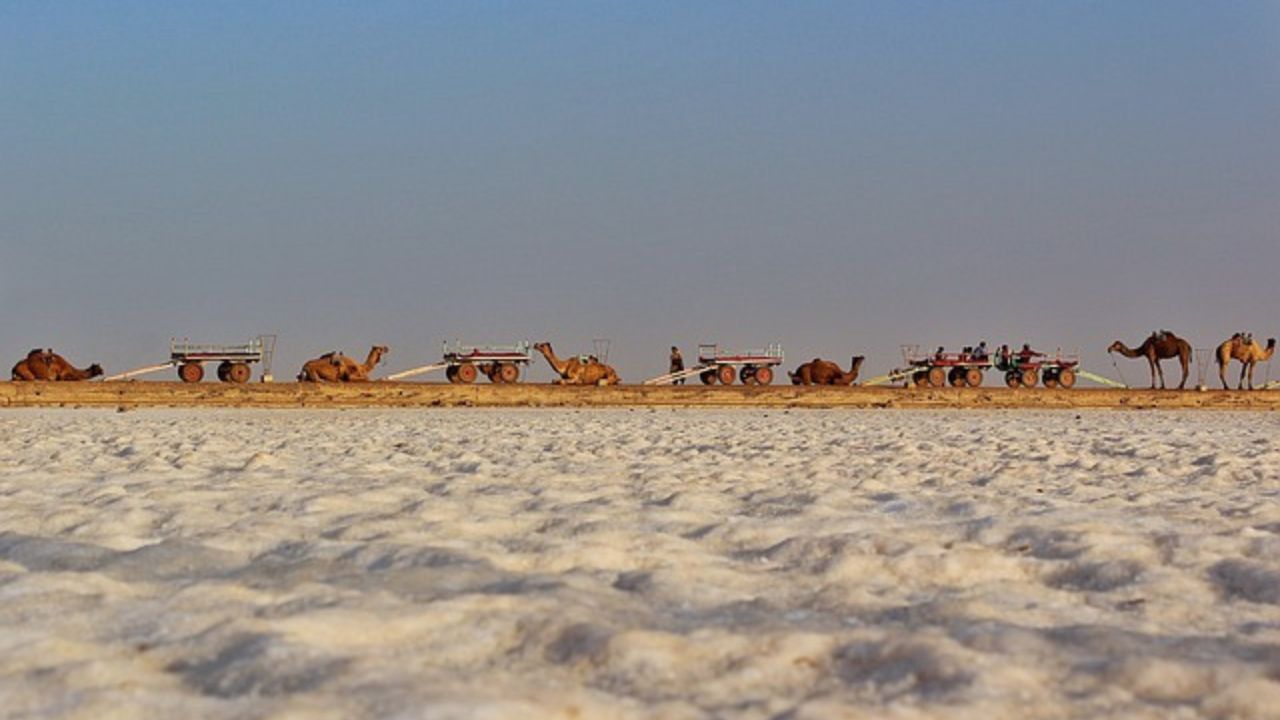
[3,1,1278,384]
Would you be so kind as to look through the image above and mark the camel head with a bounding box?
[1267,338,1277,351]
[789,370,801,385]
[851,355,865,369]
[374,345,389,356]
[533,342,551,353]
[1106,341,1125,354]
[86,364,104,378]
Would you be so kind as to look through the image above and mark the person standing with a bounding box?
[669,346,685,385]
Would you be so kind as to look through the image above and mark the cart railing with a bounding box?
[171,337,265,358]
[442,340,531,358]
[697,343,785,363]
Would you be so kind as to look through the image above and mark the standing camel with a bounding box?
[11,349,103,381]
[1107,331,1192,390]
[533,342,620,385]
[1216,334,1276,390]
[298,346,388,382]
[789,356,865,386]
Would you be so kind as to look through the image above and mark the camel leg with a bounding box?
[1149,358,1161,389]
[1178,355,1188,390]
[1220,361,1229,390]
[1243,362,1254,391]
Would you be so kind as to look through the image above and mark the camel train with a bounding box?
[8,331,1277,390]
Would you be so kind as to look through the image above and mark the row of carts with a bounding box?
[98,336,1128,388]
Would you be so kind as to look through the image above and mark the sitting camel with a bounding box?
[1216,333,1276,390]
[298,346,388,382]
[1107,331,1192,389]
[533,342,620,386]
[11,349,103,381]
[789,356,864,386]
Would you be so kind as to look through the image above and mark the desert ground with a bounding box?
[1,408,1278,719]
[3,381,1280,410]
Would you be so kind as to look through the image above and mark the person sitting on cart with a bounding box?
[934,346,946,361]
[972,341,989,361]
[1017,344,1042,364]
[669,346,685,385]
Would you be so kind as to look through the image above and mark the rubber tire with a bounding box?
[456,364,478,384]
[1058,369,1076,388]
[227,363,251,384]
[754,366,774,385]
[949,368,965,387]
[717,365,736,385]
[1005,371,1020,388]
[446,366,459,384]
[216,362,231,382]
[700,370,717,385]
[498,363,520,383]
[1021,369,1039,388]
[178,363,204,383]
[927,366,947,388]
[965,368,983,387]
[739,366,757,385]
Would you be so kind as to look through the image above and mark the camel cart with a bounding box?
[868,345,993,388]
[862,345,1119,388]
[646,343,784,385]
[995,349,1080,388]
[102,336,277,383]
[384,341,533,383]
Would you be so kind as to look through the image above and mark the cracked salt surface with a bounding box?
[0,408,1278,719]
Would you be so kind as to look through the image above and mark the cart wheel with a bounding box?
[913,371,929,387]
[216,362,231,382]
[965,368,984,387]
[1043,371,1059,389]
[1021,368,1039,388]
[178,362,204,383]
[1058,368,1076,389]
[227,363,251,384]
[739,366,758,385]
[1005,371,1020,388]
[927,366,947,388]
[717,365,736,385]
[754,366,774,385]
[446,366,459,384]
[700,369,717,385]
[948,368,965,387]
[498,363,520,383]
[456,363,478,384]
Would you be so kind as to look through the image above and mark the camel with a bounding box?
[298,346,388,382]
[789,356,864,386]
[533,342,620,386]
[1107,331,1192,390]
[1216,333,1276,390]
[11,349,102,381]
[11,349,53,381]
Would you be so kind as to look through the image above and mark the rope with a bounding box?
[1110,355,1129,389]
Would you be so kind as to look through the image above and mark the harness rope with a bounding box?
[1110,354,1129,389]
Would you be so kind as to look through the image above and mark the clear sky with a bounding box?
[3,2,1278,383]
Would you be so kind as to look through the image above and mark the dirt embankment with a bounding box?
[2,381,1278,410]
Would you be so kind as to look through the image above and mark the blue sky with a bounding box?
[3,2,1278,382]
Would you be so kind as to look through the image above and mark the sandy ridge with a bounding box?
[2,381,1279,409]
